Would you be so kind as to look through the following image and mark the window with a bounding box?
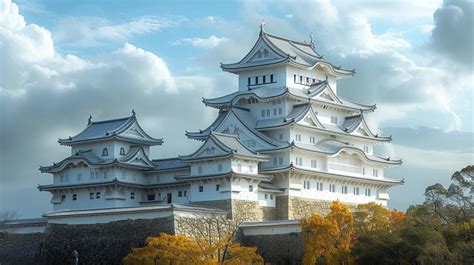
[255,76,259,84]
[312,78,316,84]
[198,166,202,174]
[178,191,183,197]
[131,192,135,200]
[294,74,297,83]
[263,75,266,83]
[310,136,315,144]
[330,184,336,193]
[373,169,378,177]
[341,186,348,194]
[354,187,360,195]
[273,108,277,115]
[218,164,222,172]
[273,157,277,166]
[299,76,303,83]
[265,193,268,199]
[102,148,108,156]
[306,77,310,84]
[278,157,283,165]
[96,192,101,199]
[278,108,282,115]
[331,116,338,124]
[266,109,270,116]
[95,170,100,179]
[216,184,220,191]
[270,74,274,83]
[317,182,323,191]
[184,191,187,196]
[61,194,66,202]
[365,188,371,196]
[295,134,301,141]
[363,146,369,153]
[60,175,64,183]
[199,186,203,192]
[296,157,303,166]
[72,194,77,201]
[279,133,283,140]
[248,77,251,86]
[158,193,161,200]
[249,185,253,192]
[103,171,108,179]
[304,180,311,189]
[311,160,317,168]
[237,164,242,171]
[270,194,274,200]
[89,193,94,199]
[120,147,125,155]
[77,173,82,181]
[147,194,156,201]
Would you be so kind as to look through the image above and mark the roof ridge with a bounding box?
[263,31,313,47]
[90,115,133,125]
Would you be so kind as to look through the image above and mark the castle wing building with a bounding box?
[39,28,402,222]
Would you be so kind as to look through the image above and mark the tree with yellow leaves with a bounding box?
[301,200,354,265]
[123,210,263,265]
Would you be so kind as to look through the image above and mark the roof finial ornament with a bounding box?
[132,109,136,116]
[88,115,92,125]
[309,32,315,47]
[260,20,266,34]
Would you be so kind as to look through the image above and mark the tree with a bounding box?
[302,200,354,265]
[123,211,263,265]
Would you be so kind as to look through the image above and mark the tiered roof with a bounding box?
[187,105,391,143]
[58,112,163,146]
[39,146,155,173]
[221,29,355,77]
[180,132,268,162]
[202,82,375,112]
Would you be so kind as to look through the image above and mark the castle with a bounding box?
[39,27,403,224]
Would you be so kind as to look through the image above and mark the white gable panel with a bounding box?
[215,113,274,150]
[193,139,229,159]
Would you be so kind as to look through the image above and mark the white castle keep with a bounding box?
[39,28,403,223]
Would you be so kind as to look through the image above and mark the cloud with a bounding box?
[172,35,229,48]
[53,16,183,47]
[0,0,219,217]
[431,0,473,66]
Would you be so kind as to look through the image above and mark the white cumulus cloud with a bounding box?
[172,35,229,48]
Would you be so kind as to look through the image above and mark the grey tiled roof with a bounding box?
[221,31,354,75]
[341,114,363,133]
[203,85,375,111]
[58,114,162,145]
[258,181,284,191]
[151,157,189,171]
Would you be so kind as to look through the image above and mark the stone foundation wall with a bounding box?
[0,232,44,265]
[192,199,277,221]
[240,232,304,264]
[276,196,358,220]
[0,217,175,265]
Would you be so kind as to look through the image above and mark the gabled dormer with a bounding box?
[221,25,355,92]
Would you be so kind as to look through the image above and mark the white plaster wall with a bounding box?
[188,178,232,202]
[288,177,386,206]
[230,178,259,201]
[258,192,276,207]
[286,66,330,90]
[238,66,286,91]
[231,158,259,175]
[51,186,142,212]
[190,158,231,176]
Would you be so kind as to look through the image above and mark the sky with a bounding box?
[0,0,473,218]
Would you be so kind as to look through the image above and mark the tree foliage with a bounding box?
[123,211,263,265]
[302,200,354,265]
